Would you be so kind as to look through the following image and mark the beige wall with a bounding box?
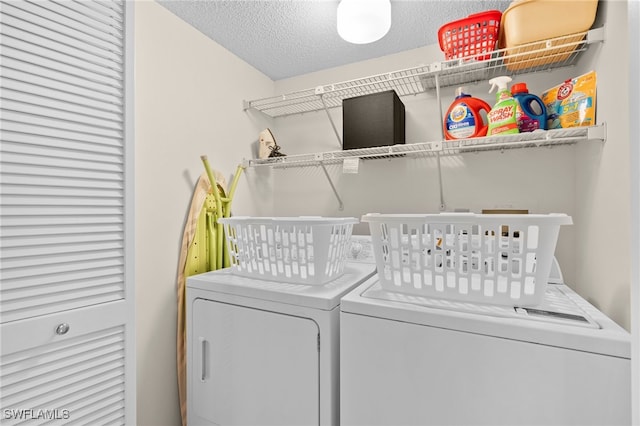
[134,2,273,424]
[628,1,640,421]
[573,0,630,330]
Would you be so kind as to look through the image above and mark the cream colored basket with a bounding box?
[499,0,598,71]
[219,216,357,284]
[363,213,572,306]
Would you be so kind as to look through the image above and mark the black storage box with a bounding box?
[342,90,405,150]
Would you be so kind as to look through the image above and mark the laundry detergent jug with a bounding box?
[443,87,491,140]
[512,82,546,132]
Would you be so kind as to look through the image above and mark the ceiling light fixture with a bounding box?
[337,0,391,44]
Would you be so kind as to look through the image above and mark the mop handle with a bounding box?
[223,165,244,218]
[201,155,224,269]
[200,156,221,204]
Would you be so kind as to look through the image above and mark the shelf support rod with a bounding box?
[436,152,446,211]
[435,73,446,141]
[318,161,344,211]
[320,94,343,148]
[434,73,446,211]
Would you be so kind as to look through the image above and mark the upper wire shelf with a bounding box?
[245,125,606,169]
[244,28,604,118]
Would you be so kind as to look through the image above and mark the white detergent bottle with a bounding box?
[487,76,519,136]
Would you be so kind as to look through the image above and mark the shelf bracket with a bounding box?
[318,92,343,148]
[318,159,344,211]
[588,122,606,140]
[586,26,605,44]
[436,152,446,211]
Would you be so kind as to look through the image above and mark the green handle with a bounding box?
[206,211,217,271]
[201,155,224,269]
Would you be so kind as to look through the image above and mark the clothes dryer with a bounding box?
[187,261,375,426]
[340,275,631,425]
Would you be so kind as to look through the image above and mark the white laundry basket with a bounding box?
[219,217,358,284]
[362,213,572,306]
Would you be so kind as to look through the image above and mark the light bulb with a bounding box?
[337,0,391,44]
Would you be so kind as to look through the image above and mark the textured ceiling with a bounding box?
[157,0,511,80]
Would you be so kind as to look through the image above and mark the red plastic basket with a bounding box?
[438,10,502,61]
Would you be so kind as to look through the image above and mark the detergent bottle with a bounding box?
[487,76,519,136]
[443,87,492,140]
[512,82,547,132]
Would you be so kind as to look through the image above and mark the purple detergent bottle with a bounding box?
[512,82,547,132]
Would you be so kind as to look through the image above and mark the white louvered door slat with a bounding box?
[0,170,124,187]
[1,181,123,198]
[1,24,124,72]
[1,217,123,229]
[0,0,134,424]
[1,35,124,82]
[1,107,124,134]
[27,1,124,38]
[58,1,123,29]
[1,240,123,259]
[1,121,123,146]
[1,83,123,116]
[1,222,124,237]
[2,1,123,50]
[2,65,123,102]
[2,256,124,279]
[0,13,123,64]
[2,99,123,131]
[0,132,125,155]
[0,150,124,171]
[11,379,123,420]
[3,275,124,299]
[84,0,123,15]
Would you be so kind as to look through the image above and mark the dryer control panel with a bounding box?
[347,236,376,263]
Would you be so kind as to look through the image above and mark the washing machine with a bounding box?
[186,241,376,426]
[340,268,631,426]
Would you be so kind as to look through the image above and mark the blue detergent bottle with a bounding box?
[512,82,547,132]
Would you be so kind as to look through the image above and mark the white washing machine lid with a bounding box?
[187,263,376,310]
[340,276,630,358]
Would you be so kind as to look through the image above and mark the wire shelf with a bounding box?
[245,125,605,169]
[245,28,604,118]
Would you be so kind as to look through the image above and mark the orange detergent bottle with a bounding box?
[443,87,492,140]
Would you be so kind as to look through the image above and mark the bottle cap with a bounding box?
[511,82,529,94]
[455,87,469,98]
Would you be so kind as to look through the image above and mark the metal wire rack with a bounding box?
[245,125,605,169]
[244,28,604,118]
[242,28,605,210]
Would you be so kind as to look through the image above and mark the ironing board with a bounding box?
[176,170,227,426]
[177,158,244,425]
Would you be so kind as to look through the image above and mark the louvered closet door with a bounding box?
[0,1,134,424]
